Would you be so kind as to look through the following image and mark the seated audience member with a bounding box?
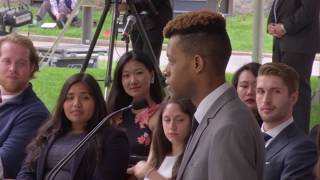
[256,63,317,180]
[314,127,320,179]
[17,73,129,180]
[128,98,195,180]
[309,124,320,141]
[33,0,80,28]
[0,33,49,179]
[232,62,262,126]
[106,51,165,170]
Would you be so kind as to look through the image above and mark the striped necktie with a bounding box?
[190,117,199,137]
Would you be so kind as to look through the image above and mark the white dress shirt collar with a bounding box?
[261,117,294,147]
[194,83,230,124]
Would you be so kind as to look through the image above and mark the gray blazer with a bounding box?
[177,87,265,180]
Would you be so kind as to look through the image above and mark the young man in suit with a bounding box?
[256,63,317,180]
[163,10,265,180]
[267,0,320,133]
[0,33,49,178]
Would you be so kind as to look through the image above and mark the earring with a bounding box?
[151,76,155,84]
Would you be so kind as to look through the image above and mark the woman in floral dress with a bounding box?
[106,51,165,170]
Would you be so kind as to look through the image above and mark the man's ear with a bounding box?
[290,90,299,106]
[29,62,36,78]
[193,54,205,74]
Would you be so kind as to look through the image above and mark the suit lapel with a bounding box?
[265,123,296,161]
[275,0,285,14]
[69,140,89,179]
[37,135,57,180]
[177,87,237,179]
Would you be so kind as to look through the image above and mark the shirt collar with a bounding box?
[0,84,29,106]
[261,116,294,147]
[194,83,230,124]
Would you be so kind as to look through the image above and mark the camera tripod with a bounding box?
[80,0,163,99]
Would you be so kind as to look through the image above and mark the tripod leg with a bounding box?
[80,0,112,73]
[104,1,121,99]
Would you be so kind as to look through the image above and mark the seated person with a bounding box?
[128,98,195,180]
[257,63,317,180]
[232,62,262,126]
[313,125,320,179]
[33,0,80,28]
[0,33,49,179]
[309,123,319,142]
[106,51,165,178]
[17,73,129,180]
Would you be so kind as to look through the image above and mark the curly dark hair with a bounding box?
[163,9,231,76]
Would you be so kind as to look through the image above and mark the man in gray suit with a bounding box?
[256,63,317,180]
[163,10,265,180]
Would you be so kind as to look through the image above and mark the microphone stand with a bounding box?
[122,35,130,53]
[46,104,133,180]
[80,0,163,100]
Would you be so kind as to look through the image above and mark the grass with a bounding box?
[16,6,113,40]
[226,14,273,53]
[32,68,320,128]
[9,6,320,127]
[31,67,106,111]
[14,7,273,52]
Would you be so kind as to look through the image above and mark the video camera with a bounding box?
[0,7,32,34]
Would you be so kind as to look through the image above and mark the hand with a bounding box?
[272,23,285,38]
[267,23,276,34]
[127,160,152,178]
[267,23,285,38]
[55,13,61,20]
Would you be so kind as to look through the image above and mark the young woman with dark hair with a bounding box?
[232,62,262,126]
[106,50,165,168]
[17,73,129,180]
[128,98,195,180]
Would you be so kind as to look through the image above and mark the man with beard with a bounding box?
[0,33,49,179]
[257,63,316,180]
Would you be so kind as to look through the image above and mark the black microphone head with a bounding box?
[131,99,148,110]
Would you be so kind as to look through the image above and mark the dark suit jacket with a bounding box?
[132,0,172,30]
[265,123,317,180]
[17,127,129,180]
[268,0,319,53]
[177,87,265,180]
[0,84,49,178]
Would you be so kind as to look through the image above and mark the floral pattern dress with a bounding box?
[119,104,160,165]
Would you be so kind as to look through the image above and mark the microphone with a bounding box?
[121,15,136,40]
[46,98,148,180]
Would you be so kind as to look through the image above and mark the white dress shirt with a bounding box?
[194,83,230,124]
[261,117,294,147]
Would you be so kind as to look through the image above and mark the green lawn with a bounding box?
[32,68,320,128]
[15,7,273,52]
[17,6,112,40]
[10,7,320,128]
